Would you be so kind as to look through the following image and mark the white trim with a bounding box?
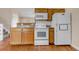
[70,44,79,50]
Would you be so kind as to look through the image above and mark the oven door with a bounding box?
[35,28,48,40]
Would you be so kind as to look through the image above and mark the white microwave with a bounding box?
[35,13,48,21]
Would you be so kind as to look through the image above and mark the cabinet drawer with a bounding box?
[11,28,21,32]
[35,40,49,45]
[49,28,54,31]
[23,28,34,32]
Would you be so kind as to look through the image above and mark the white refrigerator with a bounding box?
[51,13,71,45]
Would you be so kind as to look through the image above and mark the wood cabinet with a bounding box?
[49,28,54,44]
[22,28,34,44]
[35,8,48,13]
[10,28,21,45]
[10,28,34,45]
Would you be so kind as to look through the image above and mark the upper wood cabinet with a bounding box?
[35,8,48,13]
[35,8,65,21]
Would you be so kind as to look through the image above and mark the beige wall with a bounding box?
[0,8,12,31]
[66,8,79,50]
[0,8,34,31]
[11,8,34,18]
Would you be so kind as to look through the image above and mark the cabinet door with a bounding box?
[22,28,34,44]
[35,8,48,13]
[49,28,54,44]
[10,28,21,45]
[52,9,65,13]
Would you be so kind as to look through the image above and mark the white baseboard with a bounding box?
[70,44,79,50]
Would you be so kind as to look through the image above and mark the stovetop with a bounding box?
[35,21,51,28]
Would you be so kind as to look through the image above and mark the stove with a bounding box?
[34,21,50,45]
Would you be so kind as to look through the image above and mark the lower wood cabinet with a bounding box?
[10,28,21,45]
[49,28,54,44]
[10,28,34,45]
[22,28,34,44]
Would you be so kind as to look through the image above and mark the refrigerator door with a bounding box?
[53,13,71,45]
[55,24,71,45]
[53,13,70,24]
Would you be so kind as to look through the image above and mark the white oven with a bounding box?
[34,28,49,45]
[34,21,49,45]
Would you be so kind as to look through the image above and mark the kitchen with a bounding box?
[10,8,71,45]
[0,8,75,51]
[0,1,78,59]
